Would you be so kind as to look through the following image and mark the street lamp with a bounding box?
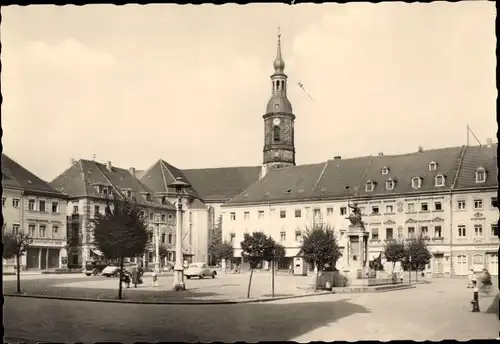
[154,215,161,274]
[167,176,191,291]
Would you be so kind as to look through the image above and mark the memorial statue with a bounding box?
[346,202,363,226]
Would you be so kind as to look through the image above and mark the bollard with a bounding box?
[471,287,480,312]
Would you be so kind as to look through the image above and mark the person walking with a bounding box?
[468,268,476,288]
[288,264,293,275]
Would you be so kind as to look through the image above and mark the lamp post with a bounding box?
[167,177,191,291]
[154,216,161,274]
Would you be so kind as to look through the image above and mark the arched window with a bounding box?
[365,180,374,192]
[386,179,395,190]
[475,167,486,183]
[435,174,445,187]
[411,177,422,189]
[273,125,280,142]
[429,161,437,171]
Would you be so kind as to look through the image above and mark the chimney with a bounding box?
[333,156,342,160]
[70,158,76,165]
[106,161,112,171]
[378,152,384,157]
[486,138,493,147]
[129,167,136,176]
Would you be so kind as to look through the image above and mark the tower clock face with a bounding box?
[273,118,281,125]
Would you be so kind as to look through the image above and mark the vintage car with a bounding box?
[184,262,217,279]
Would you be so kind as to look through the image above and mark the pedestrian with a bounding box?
[152,270,158,287]
[468,268,476,288]
[289,264,293,274]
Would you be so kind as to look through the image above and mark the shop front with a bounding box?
[26,239,66,270]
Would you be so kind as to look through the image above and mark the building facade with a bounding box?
[2,154,69,271]
[50,159,176,268]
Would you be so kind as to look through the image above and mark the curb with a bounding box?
[3,290,332,306]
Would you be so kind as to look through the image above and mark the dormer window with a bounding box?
[435,174,445,187]
[386,178,395,190]
[126,190,132,199]
[102,186,108,196]
[365,181,375,192]
[411,177,422,189]
[475,167,486,183]
[381,166,389,175]
[428,161,437,171]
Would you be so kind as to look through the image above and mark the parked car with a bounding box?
[101,264,121,277]
[84,260,108,276]
[184,262,216,279]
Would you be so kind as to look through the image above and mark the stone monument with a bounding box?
[343,202,370,285]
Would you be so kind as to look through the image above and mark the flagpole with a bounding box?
[466,125,469,146]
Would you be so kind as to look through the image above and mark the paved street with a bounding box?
[4,278,498,342]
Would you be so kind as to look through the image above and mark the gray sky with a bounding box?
[2,2,496,181]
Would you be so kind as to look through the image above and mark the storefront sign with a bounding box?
[31,239,65,247]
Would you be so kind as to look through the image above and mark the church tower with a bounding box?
[262,29,296,176]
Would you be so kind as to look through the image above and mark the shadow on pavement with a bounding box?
[485,292,499,317]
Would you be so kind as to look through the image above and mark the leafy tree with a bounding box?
[383,238,406,273]
[240,232,275,298]
[91,198,149,300]
[402,236,431,273]
[211,241,234,265]
[208,216,223,264]
[369,253,385,272]
[299,224,342,291]
[271,241,286,274]
[3,231,31,293]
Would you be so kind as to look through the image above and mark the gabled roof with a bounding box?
[50,159,174,210]
[139,160,200,199]
[182,166,261,201]
[225,163,326,206]
[2,154,67,198]
[454,144,498,190]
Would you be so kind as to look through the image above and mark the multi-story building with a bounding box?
[50,159,176,268]
[2,154,69,271]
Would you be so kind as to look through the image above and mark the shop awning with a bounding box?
[91,249,104,257]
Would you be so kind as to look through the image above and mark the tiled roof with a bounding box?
[454,144,498,190]
[225,163,326,205]
[2,154,67,197]
[139,160,200,199]
[50,159,174,210]
[182,166,261,201]
[223,145,497,206]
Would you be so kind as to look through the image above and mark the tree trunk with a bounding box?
[247,268,254,299]
[16,254,21,293]
[118,256,124,300]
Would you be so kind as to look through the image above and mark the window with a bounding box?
[475,167,486,183]
[40,225,46,237]
[28,199,35,211]
[407,203,415,213]
[126,190,132,199]
[12,198,19,208]
[28,224,35,237]
[168,214,173,220]
[52,225,59,237]
[168,233,173,244]
[491,224,498,237]
[52,202,59,213]
[295,231,302,242]
[421,202,428,212]
[280,232,286,242]
[258,211,264,219]
[386,179,394,190]
[280,210,286,219]
[73,205,79,214]
[295,209,302,218]
[491,197,498,208]
[230,233,235,244]
[161,214,166,222]
[434,226,442,238]
[149,212,154,221]
[94,205,100,216]
[434,202,442,211]
[326,207,333,216]
[372,206,379,215]
[457,200,466,210]
[435,174,445,187]
[161,233,166,243]
[140,210,145,218]
[385,205,394,213]
[244,212,250,220]
[149,231,153,241]
[474,199,483,209]
[340,207,347,216]
[381,167,389,175]
[458,225,466,238]
[408,226,415,238]
[371,228,379,241]
[429,161,437,171]
[474,224,483,237]
[273,125,281,142]
[2,197,5,206]
[386,228,393,240]
[365,181,374,192]
[421,226,428,237]
[189,212,192,223]
[411,177,421,189]
[230,212,236,221]
[13,224,20,235]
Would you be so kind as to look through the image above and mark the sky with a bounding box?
[2,2,497,181]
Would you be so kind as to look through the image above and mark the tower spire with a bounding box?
[273,26,285,73]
